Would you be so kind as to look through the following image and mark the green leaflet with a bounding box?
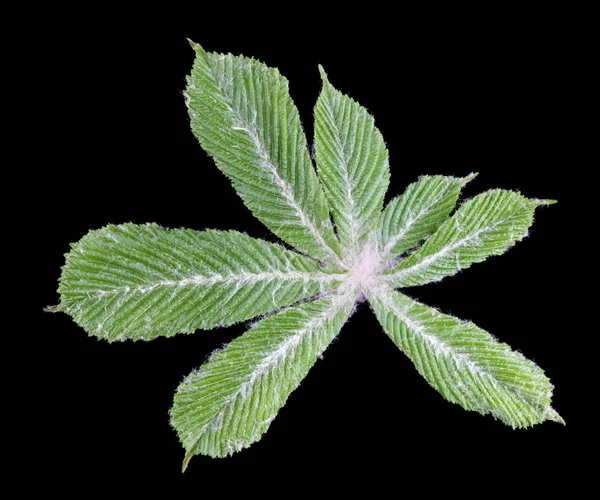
[315,66,390,256]
[171,291,355,465]
[387,190,553,288]
[378,174,475,258]
[369,288,562,427]
[58,224,344,341]
[186,42,343,266]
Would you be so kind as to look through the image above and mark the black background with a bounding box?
[26,5,583,492]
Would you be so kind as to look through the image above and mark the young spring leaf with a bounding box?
[314,66,390,256]
[171,291,355,466]
[51,42,562,469]
[378,174,476,258]
[185,41,343,266]
[387,190,555,288]
[369,288,563,427]
[57,224,344,341]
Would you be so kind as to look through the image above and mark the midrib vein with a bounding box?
[89,270,346,298]
[325,98,358,253]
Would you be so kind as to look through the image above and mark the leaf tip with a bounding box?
[44,304,61,313]
[546,406,565,425]
[187,38,204,53]
[461,172,479,185]
[535,198,558,206]
[182,450,194,473]
[318,64,329,84]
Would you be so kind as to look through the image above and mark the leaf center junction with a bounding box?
[347,243,383,294]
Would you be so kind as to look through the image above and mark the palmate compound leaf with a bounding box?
[368,288,563,427]
[51,42,562,468]
[378,174,477,259]
[171,290,356,466]
[314,66,390,257]
[386,189,557,288]
[57,224,345,341]
[185,41,344,267]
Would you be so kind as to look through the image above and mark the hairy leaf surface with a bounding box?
[171,292,355,464]
[387,190,552,287]
[369,288,562,427]
[378,174,475,258]
[315,66,390,255]
[52,42,562,466]
[58,224,344,341]
[186,42,342,265]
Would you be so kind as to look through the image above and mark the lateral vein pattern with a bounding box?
[369,288,560,427]
[58,224,344,341]
[53,42,562,468]
[315,66,390,256]
[388,190,539,287]
[378,174,475,259]
[186,42,342,265]
[171,292,355,462]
